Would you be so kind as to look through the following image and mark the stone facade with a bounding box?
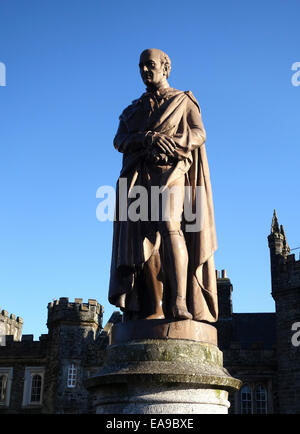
[0,212,299,414]
[0,299,107,414]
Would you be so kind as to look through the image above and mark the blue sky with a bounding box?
[0,0,299,337]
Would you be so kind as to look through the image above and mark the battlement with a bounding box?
[47,297,104,329]
[1,333,47,344]
[0,308,23,342]
[274,253,300,291]
[0,333,48,358]
[286,253,300,266]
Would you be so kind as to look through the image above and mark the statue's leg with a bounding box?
[143,249,165,319]
[160,176,192,320]
[162,231,192,320]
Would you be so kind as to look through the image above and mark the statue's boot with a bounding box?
[143,251,165,319]
[163,232,193,320]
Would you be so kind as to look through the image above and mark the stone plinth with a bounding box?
[87,319,241,414]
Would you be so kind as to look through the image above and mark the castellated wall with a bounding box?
[0,308,23,343]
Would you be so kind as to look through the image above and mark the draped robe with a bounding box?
[108,87,218,322]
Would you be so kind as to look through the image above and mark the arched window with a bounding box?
[22,367,44,406]
[0,375,8,404]
[240,384,252,414]
[255,384,267,414]
[30,374,42,403]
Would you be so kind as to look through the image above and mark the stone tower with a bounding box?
[268,210,300,413]
[0,310,23,344]
[43,297,104,413]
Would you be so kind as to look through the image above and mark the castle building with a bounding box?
[0,211,299,414]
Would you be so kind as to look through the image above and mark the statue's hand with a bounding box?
[149,132,176,156]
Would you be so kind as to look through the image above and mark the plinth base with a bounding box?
[87,320,241,414]
[91,381,231,414]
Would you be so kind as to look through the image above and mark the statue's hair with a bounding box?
[140,48,172,78]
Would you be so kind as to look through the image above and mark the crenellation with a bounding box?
[59,297,69,304]
[0,308,23,341]
[287,254,296,263]
[0,333,47,347]
[47,297,103,315]
[21,334,34,342]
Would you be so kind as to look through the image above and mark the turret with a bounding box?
[267,210,300,413]
[267,210,290,295]
[268,210,290,257]
[44,297,104,414]
[47,297,103,337]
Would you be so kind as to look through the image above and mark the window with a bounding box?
[30,374,42,403]
[0,375,8,404]
[240,384,252,414]
[22,367,44,406]
[0,368,13,407]
[239,383,268,414]
[255,384,267,414]
[67,364,77,388]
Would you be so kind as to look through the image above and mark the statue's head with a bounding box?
[139,48,171,89]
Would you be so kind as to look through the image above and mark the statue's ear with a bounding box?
[164,64,171,78]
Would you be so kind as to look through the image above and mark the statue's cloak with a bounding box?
[108,90,218,322]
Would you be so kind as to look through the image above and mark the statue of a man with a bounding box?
[109,48,218,323]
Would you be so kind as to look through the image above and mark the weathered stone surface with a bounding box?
[94,384,230,414]
[87,336,241,414]
[88,339,240,389]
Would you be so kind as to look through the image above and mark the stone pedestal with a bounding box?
[87,319,241,414]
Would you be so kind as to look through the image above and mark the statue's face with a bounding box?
[139,50,166,88]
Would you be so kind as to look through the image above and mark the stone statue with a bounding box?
[108,48,218,323]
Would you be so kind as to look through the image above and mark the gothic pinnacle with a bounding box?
[280,224,290,255]
[271,209,280,234]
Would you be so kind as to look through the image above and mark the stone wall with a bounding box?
[0,335,48,413]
